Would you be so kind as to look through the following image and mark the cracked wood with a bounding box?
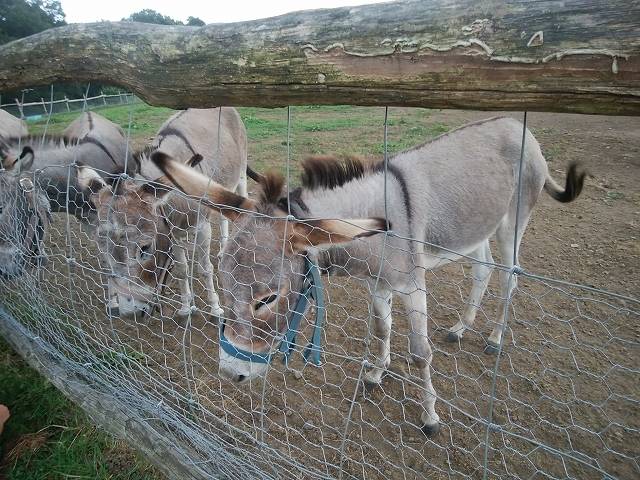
[0,0,639,115]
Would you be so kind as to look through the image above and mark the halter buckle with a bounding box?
[19,177,35,193]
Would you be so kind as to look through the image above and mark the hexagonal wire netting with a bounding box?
[0,90,638,480]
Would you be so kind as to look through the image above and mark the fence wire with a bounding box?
[0,100,638,480]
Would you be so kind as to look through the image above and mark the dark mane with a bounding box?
[300,155,377,191]
[133,145,155,170]
[0,133,79,149]
[258,171,285,206]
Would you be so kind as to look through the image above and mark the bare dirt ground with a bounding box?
[8,107,638,480]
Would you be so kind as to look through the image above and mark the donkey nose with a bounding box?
[236,375,246,383]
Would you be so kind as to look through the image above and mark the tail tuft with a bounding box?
[544,162,586,203]
[246,165,264,183]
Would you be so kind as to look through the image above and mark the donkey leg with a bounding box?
[196,222,224,318]
[400,285,440,435]
[106,277,120,316]
[174,246,193,318]
[363,288,393,387]
[447,241,494,342]
[218,216,229,256]
[486,214,531,353]
[236,171,248,197]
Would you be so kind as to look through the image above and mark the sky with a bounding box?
[59,0,389,24]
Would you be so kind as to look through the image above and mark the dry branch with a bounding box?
[1,0,639,115]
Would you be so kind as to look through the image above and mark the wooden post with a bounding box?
[14,98,24,119]
[0,0,638,115]
[65,96,70,112]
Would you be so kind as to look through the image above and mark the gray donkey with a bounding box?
[0,111,133,222]
[0,109,28,138]
[1,111,132,304]
[152,116,585,435]
[77,108,248,319]
[0,151,51,279]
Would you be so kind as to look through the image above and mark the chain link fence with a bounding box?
[0,96,638,480]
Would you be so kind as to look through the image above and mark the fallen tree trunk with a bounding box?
[1,0,639,115]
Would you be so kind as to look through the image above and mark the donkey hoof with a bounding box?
[176,308,192,319]
[484,341,500,355]
[362,380,380,395]
[421,422,441,437]
[107,305,120,317]
[446,331,461,343]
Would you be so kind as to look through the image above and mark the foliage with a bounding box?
[123,9,182,25]
[0,0,96,105]
[0,0,65,44]
[186,16,205,26]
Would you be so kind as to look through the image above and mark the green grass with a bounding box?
[27,102,175,138]
[26,103,453,168]
[0,337,161,480]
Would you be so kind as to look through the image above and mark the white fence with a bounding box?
[0,100,638,480]
[0,91,136,119]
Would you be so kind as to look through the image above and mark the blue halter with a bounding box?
[218,256,326,366]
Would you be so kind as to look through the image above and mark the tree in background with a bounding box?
[123,9,182,25]
[1,3,206,107]
[186,16,205,26]
[0,0,65,44]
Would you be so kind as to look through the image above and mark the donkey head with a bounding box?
[77,164,175,318]
[0,148,50,279]
[152,154,387,383]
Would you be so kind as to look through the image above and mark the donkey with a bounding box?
[0,111,133,223]
[77,108,248,319]
[1,111,132,306]
[151,116,586,435]
[0,109,28,138]
[0,150,51,279]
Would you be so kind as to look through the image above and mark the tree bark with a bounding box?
[1,0,638,115]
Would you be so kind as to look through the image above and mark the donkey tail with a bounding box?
[246,165,264,183]
[543,162,587,203]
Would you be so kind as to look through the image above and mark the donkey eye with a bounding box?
[138,243,153,259]
[253,294,278,311]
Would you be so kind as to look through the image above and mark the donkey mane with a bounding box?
[254,155,376,210]
[133,145,155,165]
[300,155,376,191]
[258,171,286,206]
[1,133,81,150]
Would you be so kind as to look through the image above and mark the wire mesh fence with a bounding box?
[0,96,638,480]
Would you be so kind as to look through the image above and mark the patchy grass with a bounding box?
[0,337,161,480]
[27,102,175,138]
[26,103,453,176]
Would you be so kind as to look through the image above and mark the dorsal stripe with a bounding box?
[157,127,197,155]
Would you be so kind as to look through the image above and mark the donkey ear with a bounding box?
[9,146,35,174]
[138,180,173,209]
[77,164,110,195]
[289,217,389,252]
[150,150,255,220]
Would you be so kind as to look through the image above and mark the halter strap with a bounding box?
[148,205,175,318]
[218,256,326,366]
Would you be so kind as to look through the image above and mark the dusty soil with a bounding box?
[5,108,638,480]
